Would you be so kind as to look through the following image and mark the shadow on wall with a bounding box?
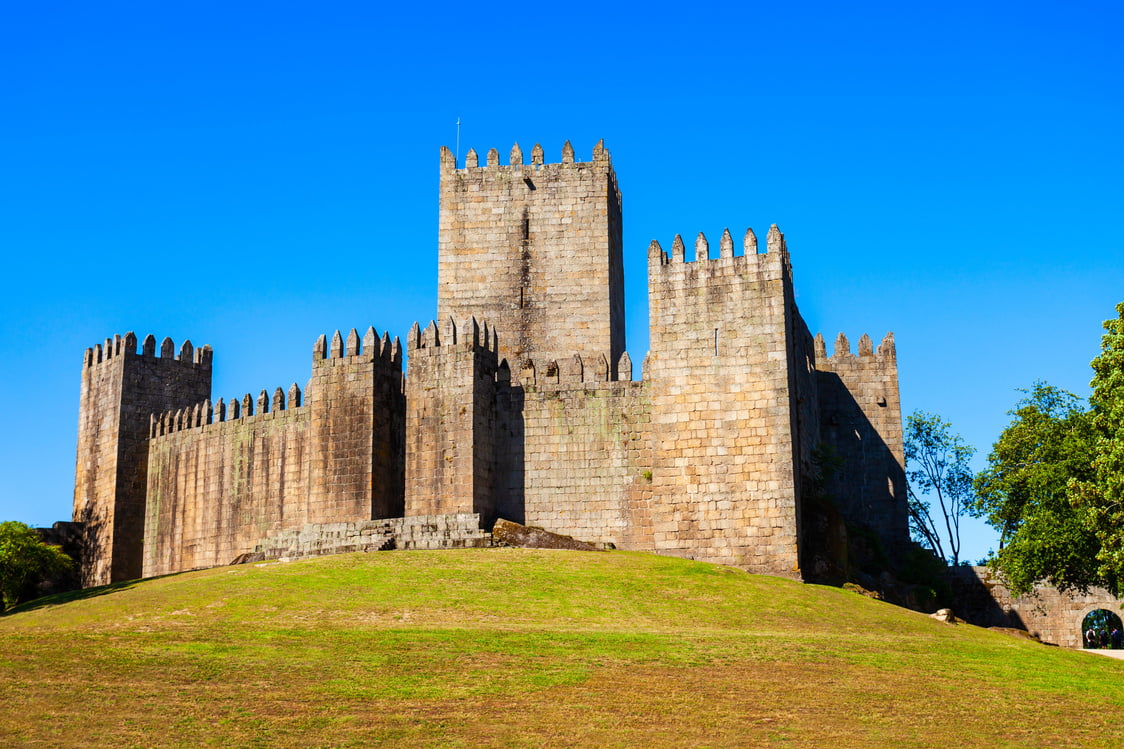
[495,380,526,525]
[802,371,907,583]
[944,566,1030,632]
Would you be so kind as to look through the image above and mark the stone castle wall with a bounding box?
[816,331,907,558]
[142,328,404,578]
[70,140,910,590]
[404,318,498,519]
[144,399,311,576]
[515,371,654,549]
[948,566,1124,649]
[307,328,405,523]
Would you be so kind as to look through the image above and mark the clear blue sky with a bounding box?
[2,1,1120,564]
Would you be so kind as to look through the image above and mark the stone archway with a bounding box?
[1079,608,1124,649]
[948,567,1124,648]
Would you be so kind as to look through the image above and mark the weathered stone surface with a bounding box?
[930,608,957,623]
[70,140,910,592]
[437,142,625,374]
[492,518,610,551]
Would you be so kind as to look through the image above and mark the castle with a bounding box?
[71,140,908,588]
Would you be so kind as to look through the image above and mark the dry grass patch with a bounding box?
[2,549,1122,747]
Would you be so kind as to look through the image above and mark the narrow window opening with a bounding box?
[714,329,719,356]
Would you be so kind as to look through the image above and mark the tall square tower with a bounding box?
[436,140,624,373]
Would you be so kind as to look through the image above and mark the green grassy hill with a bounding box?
[2,548,1121,748]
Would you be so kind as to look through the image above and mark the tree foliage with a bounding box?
[0,521,73,612]
[1071,302,1124,594]
[972,382,1100,595]
[904,411,975,566]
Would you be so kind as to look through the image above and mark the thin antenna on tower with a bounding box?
[455,117,461,164]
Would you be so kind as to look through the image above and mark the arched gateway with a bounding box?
[949,566,1124,648]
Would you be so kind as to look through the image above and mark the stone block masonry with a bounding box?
[141,327,403,578]
[948,566,1124,648]
[437,140,625,374]
[70,139,910,588]
[74,333,212,586]
[646,228,805,576]
[816,331,907,559]
[514,366,653,550]
[404,317,498,520]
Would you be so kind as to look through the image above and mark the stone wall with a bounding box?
[144,400,310,575]
[307,328,405,523]
[514,370,654,549]
[436,141,625,373]
[816,330,908,559]
[143,327,405,578]
[246,514,492,563]
[404,318,498,520]
[74,333,212,586]
[949,566,1124,648]
[645,228,803,576]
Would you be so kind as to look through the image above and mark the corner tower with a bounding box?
[437,140,624,372]
[73,333,212,586]
[645,228,814,577]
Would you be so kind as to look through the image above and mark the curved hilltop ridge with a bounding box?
[3,549,1123,747]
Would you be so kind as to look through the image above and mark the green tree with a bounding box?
[1072,302,1124,594]
[905,411,975,566]
[0,521,73,612]
[972,382,1100,595]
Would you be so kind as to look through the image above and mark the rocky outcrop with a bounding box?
[491,518,612,551]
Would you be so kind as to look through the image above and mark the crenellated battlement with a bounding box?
[814,331,896,363]
[149,381,305,439]
[83,332,212,369]
[407,316,498,356]
[520,350,638,387]
[648,225,790,274]
[312,327,401,367]
[440,139,611,171]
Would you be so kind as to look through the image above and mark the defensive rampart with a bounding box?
[75,333,212,585]
[816,330,906,560]
[512,353,653,549]
[142,328,404,577]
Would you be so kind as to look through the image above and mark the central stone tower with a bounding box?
[436,140,625,373]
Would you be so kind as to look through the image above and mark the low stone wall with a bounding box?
[948,566,1124,649]
[242,513,492,564]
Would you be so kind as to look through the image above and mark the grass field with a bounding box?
[1,548,1121,748]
